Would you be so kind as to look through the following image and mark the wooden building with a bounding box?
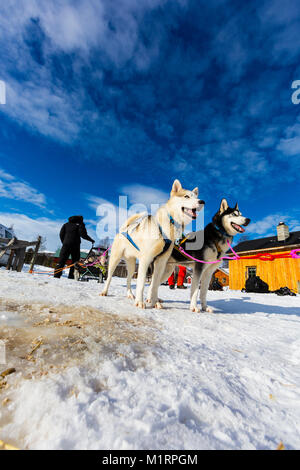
[213,268,229,287]
[229,223,300,293]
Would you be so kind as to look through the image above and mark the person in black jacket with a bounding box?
[54,215,95,279]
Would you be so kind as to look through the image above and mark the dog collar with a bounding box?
[168,213,182,230]
[213,224,230,237]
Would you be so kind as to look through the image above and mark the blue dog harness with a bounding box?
[122,213,180,257]
[121,231,141,251]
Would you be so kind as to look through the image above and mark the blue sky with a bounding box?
[0,0,300,250]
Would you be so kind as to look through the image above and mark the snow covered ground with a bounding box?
[0,267,300,450]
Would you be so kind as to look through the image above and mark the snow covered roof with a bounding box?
[218,267,229,275]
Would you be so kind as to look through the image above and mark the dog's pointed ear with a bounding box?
[234,202,239,211]
[219,198,228,214]
[171,179,182,194]
[192,187,198,196]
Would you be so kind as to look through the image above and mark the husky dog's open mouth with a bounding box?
[182,207,198,219]
[231,222,245,233]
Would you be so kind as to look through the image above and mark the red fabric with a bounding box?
[168,271,175,286]
[177,266,186,286]
[168,266,186,286]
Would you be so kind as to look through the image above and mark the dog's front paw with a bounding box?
[135,301,146,309]
[127,291,135,300]
[146,298,163,303]
[100,291,107,297]
[190,306,200,313]
[202,306,214,313]
[155,301,163,309]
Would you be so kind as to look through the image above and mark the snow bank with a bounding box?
[0,269,299,450]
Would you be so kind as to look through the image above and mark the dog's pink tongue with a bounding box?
[233,223,245,232]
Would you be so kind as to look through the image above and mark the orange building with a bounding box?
[213,268,229,287]
[229,223,300,293]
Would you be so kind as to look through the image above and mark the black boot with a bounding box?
[169,285,175,289]
[177,285,187,289]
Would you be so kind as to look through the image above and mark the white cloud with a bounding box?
[39,2,106,52]
[246,213,300,236]
[0,169,14,181]
[0,0,170,145]
[0,168,47,208]
[0,212,98,252]
[84,192,137,238]
[276,120,300,172]
[277,136,300,156]
[84,194,111,212]
[0,213,62,251]
[120,184,169,207]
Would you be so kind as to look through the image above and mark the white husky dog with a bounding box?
[100,180,204,309]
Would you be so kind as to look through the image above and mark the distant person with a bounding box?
[54,215,95,279]
[168,265,187,289]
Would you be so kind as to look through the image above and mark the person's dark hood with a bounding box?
[68,215,83,224]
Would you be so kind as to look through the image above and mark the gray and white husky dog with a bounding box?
[147,199,250,313]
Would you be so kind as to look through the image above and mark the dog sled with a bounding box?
[74,246,108,283]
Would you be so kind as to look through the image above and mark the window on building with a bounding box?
[247,266,257,279]
[5,230,12,239]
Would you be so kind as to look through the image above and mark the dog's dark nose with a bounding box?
[198,200,205,205]
[244,218,251,226]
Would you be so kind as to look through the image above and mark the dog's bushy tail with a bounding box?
[120,213,146,232]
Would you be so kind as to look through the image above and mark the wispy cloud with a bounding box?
[0,0,172,148]
[0,169,14,181]
[0,212,98,252]
[0,168,47,208]
[0,212,62,251]
[84,192,145,234]
[246,213,300,236]
[120,184,169,207]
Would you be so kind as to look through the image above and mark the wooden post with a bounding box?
[0,237,16,261]
[12,249,20,270]
[6,249,15,270]
[29,236,42,273]
[17,248,26,272]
